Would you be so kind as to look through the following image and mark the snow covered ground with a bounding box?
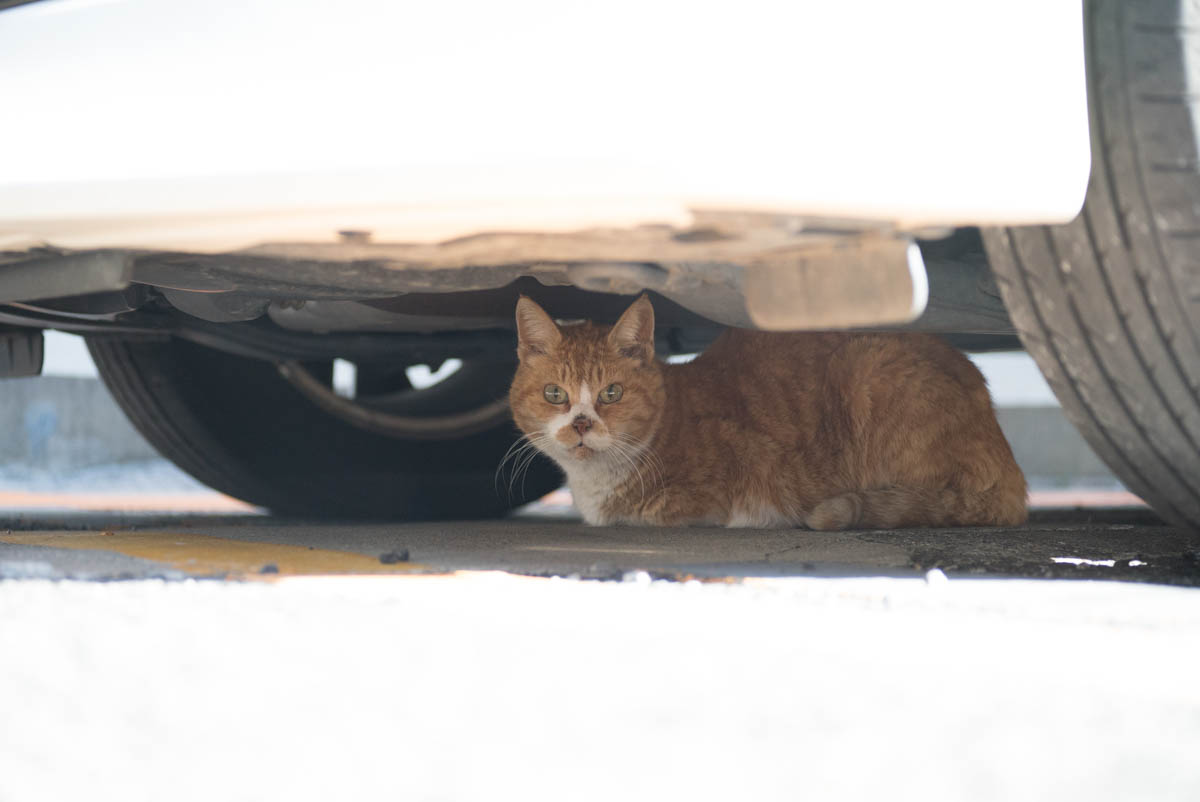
[1,571,1197,801]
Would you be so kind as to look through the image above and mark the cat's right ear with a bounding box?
[515,295,561,361]
[607,293,655,362]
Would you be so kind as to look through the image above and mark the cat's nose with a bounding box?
[572,416,593,435]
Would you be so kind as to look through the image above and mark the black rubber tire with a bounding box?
[983,0,1200,529]
[85,336,560,518]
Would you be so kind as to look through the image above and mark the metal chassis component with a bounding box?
[0,326,43,378]
[0,224,1020,363]
[0,305,517,365]
[276,361,513,440]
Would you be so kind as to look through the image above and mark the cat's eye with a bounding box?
[543,384,568,405]
[599,383,623,404]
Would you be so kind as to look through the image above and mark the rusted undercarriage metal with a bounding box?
[0,215,1013,347]
[232,211,920,330]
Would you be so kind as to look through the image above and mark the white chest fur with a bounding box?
[560,460,629,525]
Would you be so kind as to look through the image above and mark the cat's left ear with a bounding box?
[608,294,655,362]
[515,295,562,361]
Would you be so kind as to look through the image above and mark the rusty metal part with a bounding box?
[276,361,513,440]
[0,216,1020,340]
[744,237,927,330]
[267,300,499,333]
[160,287,270,323]
[0,249,131,303]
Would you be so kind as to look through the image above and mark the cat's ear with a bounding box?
[515,295,561,360]
[608,294,655,362]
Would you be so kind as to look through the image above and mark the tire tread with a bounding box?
[986,0,1200,528]
[85,337,557,518]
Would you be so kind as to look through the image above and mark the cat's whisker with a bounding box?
[504,446,533,497]
[499,439,532,489]
[495,432,549,500]
[498,449,528,498]
[623,435,666,482]
[497,433,541,474]
[495,436,533,489]
[512,439,547,498]
[606,438,650,504]
[611,432,665,495]
[603,443,640,501]
[511,440,549,498]
[606,437,650,499]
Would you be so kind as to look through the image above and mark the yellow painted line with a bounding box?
[0,531,426,579]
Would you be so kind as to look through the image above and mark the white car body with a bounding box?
[0,0,1089,252]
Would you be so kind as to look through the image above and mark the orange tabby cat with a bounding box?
[509,294,1027,529]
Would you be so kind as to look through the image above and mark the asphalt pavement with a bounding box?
[0,507,1196,585]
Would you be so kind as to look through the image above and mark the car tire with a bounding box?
[982,0,1200,529]
[86,335,560,518]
